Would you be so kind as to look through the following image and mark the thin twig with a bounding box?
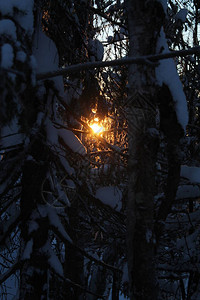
[54,98,128,157]
[53,121,89,134]
[87,4,127,30]
[49,267,106,299]
[0,143,24,152]
[51,224,122,274]
[0,212,21,246]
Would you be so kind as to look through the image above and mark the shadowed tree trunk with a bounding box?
[20,138,50,299]
[125,0,164,299]
[63,198,85,300]
[155,84,184,240]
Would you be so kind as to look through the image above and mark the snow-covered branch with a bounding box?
[36,46,200,80]
[0,260,20,285]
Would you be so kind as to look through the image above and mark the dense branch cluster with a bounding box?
[1,0,200,299]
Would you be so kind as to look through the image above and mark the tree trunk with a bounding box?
[20,139,49,299]
[125,1,164,299]
[63,199,85,300]
[155,85,183,240]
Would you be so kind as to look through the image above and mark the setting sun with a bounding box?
[90,122,104,134]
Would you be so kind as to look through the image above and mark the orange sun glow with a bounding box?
[89,118,104,134]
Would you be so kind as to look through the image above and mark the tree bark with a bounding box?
[125,1,164,299]
[20,139,49,299]
[155,84,183,240]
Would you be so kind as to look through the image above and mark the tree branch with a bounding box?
[55,98,128,157]
[50,224,122,274]
[0,212,21,246]
[0,260,20,285]
[49,267,106,299]
[87,5,127,30]
[36,46,200,80]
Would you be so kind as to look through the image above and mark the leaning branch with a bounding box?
[50,224,121,274]
[0,260,20,285]
[50,267,105,299]
[36,46,200,80]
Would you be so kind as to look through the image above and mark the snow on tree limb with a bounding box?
[36,46,200,80]
[156,28,188,130]
[0,260,20,285]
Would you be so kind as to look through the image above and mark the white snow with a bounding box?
[36,111,44,127]
[42,241,64,276]
[58,129,87,155]
[29,55,37,70]
[45,117,58,145]
[158,0,167,13]
[1,119,23,148]
[33,23,64,95]
[59,154,75,176]
[37,204,48,218]
[47,206,72,242]
[95,186,122,211]
[66,179,76,189]
[16,51,27,63]
[0,19,17,41]
[22,238,33,260]
[147,128,159,137]
[146,229,152,243]
[181,165,200,184]
[45,118,86,155]
[156,28,188,130]
[28,220,39,234]
[56,184,70,206]
[122,263,129,284]
[26,155,34,161]
[176,185,200,199]
[14,0,34,34]
[108,291,129,300]
[48,250,63,276]
[1,43,14,68]
[88,39,104,61]
[0,0,34,34]
[0,1,13,15]
[175,9,188,23]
